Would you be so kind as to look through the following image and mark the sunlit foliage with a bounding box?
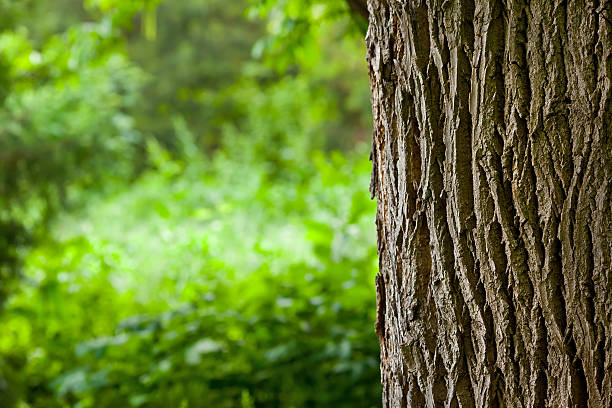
[0,0,378,406]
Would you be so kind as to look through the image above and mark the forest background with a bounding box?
[0,0,379,407]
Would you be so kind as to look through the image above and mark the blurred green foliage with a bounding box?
[0,0,378,406]
[0,0,148,303]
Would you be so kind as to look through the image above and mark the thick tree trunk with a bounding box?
[365,0,611,406]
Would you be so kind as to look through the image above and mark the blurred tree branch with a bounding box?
[346,0,368,34]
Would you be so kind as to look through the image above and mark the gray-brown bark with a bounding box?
[365,0,611,406]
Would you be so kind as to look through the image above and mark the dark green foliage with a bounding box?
[126,0,263,153]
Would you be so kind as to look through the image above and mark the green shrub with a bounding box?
[1,141,380,407]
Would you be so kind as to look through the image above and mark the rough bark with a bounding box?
[365,0,611,406]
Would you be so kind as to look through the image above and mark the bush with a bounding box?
[1,140,380,407]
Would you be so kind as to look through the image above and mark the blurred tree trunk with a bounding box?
[365,0,611,406]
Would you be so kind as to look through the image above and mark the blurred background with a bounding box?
[0,0,378,406]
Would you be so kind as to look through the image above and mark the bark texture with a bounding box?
[366,0,612,406]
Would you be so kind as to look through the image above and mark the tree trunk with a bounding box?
[365,0,611,406]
